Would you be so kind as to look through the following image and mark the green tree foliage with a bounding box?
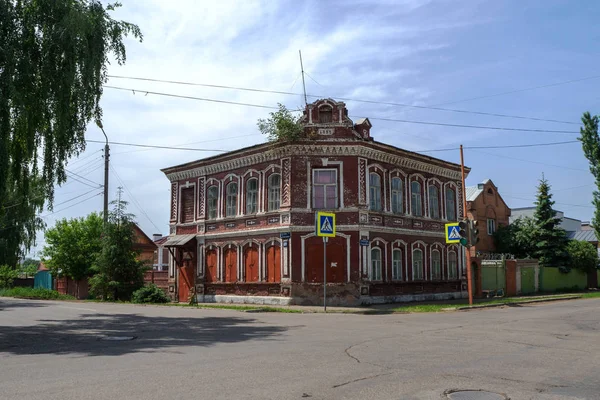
[0,0,141,264]
[42,212,103,281]
[20,258,40,277]
[90,188,145,301]
[132,284,169,304]
[567,239,599,273]
[579,112,600,244]
[0,175,45,266]
[533,178,569,268]
[494,217,537,258]
[257,103,303,142]
[0,265,19,288]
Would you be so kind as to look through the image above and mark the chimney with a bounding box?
[152,234,163,242]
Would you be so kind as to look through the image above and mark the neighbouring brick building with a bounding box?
[465,179,511,296]
[161,99,470,305]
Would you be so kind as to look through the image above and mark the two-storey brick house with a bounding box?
[161,99,469,305]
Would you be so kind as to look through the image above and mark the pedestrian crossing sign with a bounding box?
[316,212,336,237]
[445,222,460,244]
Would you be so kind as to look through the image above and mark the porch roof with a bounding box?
[163,234,196,247]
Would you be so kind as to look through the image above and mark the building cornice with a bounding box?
[165,143,463,182]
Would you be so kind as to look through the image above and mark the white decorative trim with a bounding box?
[392,239,408,281]
[165,144,463,182]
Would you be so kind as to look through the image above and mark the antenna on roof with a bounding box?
[299,50,308,107]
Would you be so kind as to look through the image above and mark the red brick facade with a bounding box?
[161,99,469,305]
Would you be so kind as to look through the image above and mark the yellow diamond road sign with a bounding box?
[316,212,336,237]
[445,222,460,244]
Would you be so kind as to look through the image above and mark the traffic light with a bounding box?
[458,220,469,247]
[469,220,480,246]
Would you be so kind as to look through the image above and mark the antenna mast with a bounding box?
[299,50,308,107]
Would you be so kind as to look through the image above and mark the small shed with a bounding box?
[34,264,53,290]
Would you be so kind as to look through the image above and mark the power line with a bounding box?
[50,188,100,209]
[103,85,581,135]
[503,194,593,209]
[42,191,103,218]
[110,165,162,233]
[106,74,579,125]
[470,149,587,172]
[68,149,103,167]
[418,140,580,153]
[65,168,102,187]
[430,73,600,107]
[64,171,102,189]
[86,139,228,152]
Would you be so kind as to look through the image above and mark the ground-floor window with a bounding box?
[371,248,382,281]
[413,249,424,280]
[432,250,441,280]
[392,249,402,280]
[448,251,458,279]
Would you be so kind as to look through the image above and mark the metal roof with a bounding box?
[163,234,197,247]
[465,186,482,202]
[567,230,598,243]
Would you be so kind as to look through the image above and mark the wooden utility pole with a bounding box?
[460,145,473,306]
[299,50,308,107]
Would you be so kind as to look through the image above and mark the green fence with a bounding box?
[481,264,506,292]
[541,267,587,292]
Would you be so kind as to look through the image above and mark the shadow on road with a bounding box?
[0,299,49,311]
[0,312,290,356]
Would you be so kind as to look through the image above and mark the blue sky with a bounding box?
[29,0,600,255]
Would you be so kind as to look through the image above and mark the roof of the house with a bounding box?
[568,230,598,243]
[465,186,482,202]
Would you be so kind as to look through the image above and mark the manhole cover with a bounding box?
[446,390,508,400]
[98,336,136,341]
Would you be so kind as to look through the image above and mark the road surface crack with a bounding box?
[332,372,394,388]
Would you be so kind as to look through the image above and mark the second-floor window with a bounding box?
[268,174,281,211]
[391,177,403,214]
[246,178,258,214]
[226,182,238,217]
[487,219,496,235]
[369,172,382,211]
[411,181,422,217]
[180,187,194,223]
[445,187,456,221]
[313,169,337,209]
[207,185,218,219]
[428,185,439,219]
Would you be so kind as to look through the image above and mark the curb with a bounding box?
[455,295,582,310]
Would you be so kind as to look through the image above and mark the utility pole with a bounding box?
[299,50,308,107]
[460,145,473,305]
[100,124,109,223]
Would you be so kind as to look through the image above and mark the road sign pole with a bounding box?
[323,236,327,313]
[460,145,473,306]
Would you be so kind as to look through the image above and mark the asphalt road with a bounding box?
[1,298,599,400]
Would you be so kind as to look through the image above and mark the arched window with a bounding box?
[412,248,424,280]
[371,248,382,281]
[392,249,402,280]
[369,173,382,211]
[391,177,403,214]
[411,181,422,217]
[268,174,280,211]
[448,251,458,279]
[445,187,456,221]
[246,178,258,214]
[432,250,441,280]
[207,185,218,219]
[428,185,439,219]
[319,106,333,123]
[225,182,238,217]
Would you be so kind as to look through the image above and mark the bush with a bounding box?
[0,287,75,300]
[132,284,169,304]
[0,265,19,288]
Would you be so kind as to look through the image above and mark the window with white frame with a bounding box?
[487,219,496,235]
[445,187,456,221]
[371,248,382,281]
[369,172,382,211]
[432,250,441,280]
[392,249,402,280]
[313,169,338,209]
[391,177,403,214]
[411,181,422,217]
[428,185,440,219]
[448,251,458,279]
[246,178,258,214]
[412,248,424,280]
[225,182,238,217]
[207,185,218,219]
[268,174,281,211]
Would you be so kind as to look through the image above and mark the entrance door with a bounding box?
[244,247,259,282]
[224,248,237,282]
[178,259,195,302]
[206,249,218,282]
[266,245,281,283]
[306,237,346,283]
